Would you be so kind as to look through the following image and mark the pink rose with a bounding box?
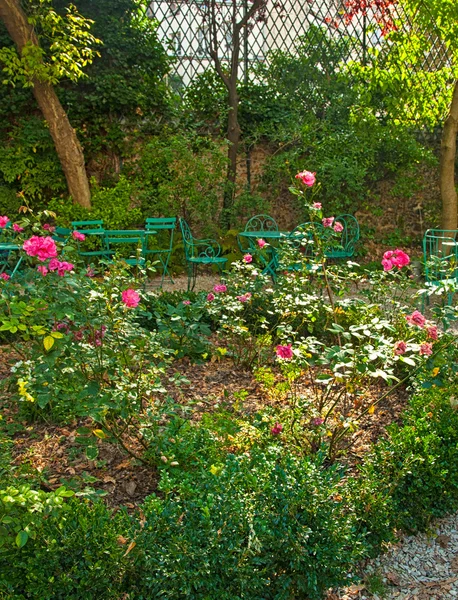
[12,223,23,233]
[427,326,438,340]
[295,170,316,187]
[257,239,266,248]
[322,217,335,228]
[237,292,252,303]
[56,261,74,276]
[37,265,48,277]
[42,224,56,233]
[23,236,57,261]
[122,289,140,308]
[86,267,95,278]
[0,272,10,281]
[382,249,410,271]
[333,222,344,233]
[183,300,191,305]
[207,293,215,302]
[72,231,86,242]
[213,284,227,293]
[271,423,283,435]
[393,340,407,355]
[311,417,324,427]
[276,344,293,359]
[419,342,433,356]
[0,216,10,228]
[312,202,322,210]
[243,254,253,263]
[406,310,426,328]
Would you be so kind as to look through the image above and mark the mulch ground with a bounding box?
[1,343,409,508]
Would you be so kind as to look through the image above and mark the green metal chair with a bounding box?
[325,214,360,259]
[423,229,458,305]
[143,217,176,285]
[237,214,278,253]
[71,220,111,262]
[179,218,227,291]
[281,222,331,272]
[52,227,72,245]
[104,230,146,267]
[0,222,23,279]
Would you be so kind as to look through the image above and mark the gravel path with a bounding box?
[334,509,458,600]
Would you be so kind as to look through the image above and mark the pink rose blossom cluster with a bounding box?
[419,342,433,356]
[87,325,107,347]
[295,170,316,187]
[213,284,227,293]
[49,258,74,276]
[271,423,283,435]
[311,417,324,427]
[393,340,407,355]
[405,310,426,328]
[207,293,215,302]
[23,236,57,261]
[183,300,191,305]
[322,217,335,228]
[0,273,10,281]
[312,202,322,210]
[257,239,266,248]
[72,231,86,242]
[243,254,253,263]
[0,216,10,228]
[333,222,344,233]
[276,344,293,359]
[13,223,23,233]
[237,292,252,303]
[381,249,410,271]
[122,289,140,308]
[42,224,56,233]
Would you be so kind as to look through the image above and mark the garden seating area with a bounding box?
[2,0,458,597]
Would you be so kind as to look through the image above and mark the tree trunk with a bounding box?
[0,0,91,209]
[440,79,458,230]
[223,81,240,227]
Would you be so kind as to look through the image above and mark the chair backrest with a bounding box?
[53,227,71,244]
[104,230,144,244]
[423,229,458,282]
[334,214,360,253]
[244,214,278,232]
[71,220,104,234]
[179,218,195,259]
[145,217,176,231]
[288,222,330,257]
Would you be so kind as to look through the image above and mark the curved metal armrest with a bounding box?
[192,237,222,258]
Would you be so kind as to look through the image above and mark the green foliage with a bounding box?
[130,134,227,234]
[0,0,101,87]
[49,176,141,229]
[132,450,363,600]
[0,499,127,599]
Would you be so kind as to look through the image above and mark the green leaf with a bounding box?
[43,336,55,351]
[16,530,28,548]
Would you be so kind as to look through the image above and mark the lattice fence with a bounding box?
[144,0,453,125]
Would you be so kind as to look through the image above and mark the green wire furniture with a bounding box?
[71,220,111,262]
[237,214,278,253]
[0,223,23,279]
[143,217,176,285]
[179,218,227,291]
[325,214,360,259]
[423,229,458,306]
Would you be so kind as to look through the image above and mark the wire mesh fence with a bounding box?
[145,0,453,127]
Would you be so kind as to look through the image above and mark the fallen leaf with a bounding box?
[385,571,400,586]
[436,534,450,548]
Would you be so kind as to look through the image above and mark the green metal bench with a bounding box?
[143,217,176,285]
[423,229,458,305]
[71,220,111,262]
[179,218,227,291]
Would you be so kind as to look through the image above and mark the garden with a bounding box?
[1,0,458,599]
